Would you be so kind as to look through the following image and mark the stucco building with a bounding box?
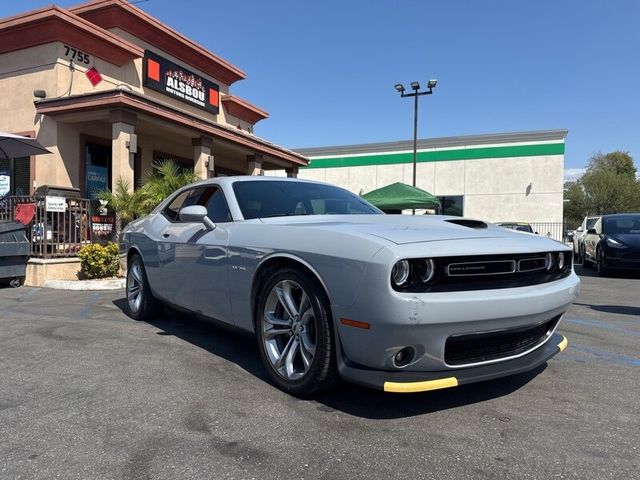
[0,0,305,199]
[295,129,568,224]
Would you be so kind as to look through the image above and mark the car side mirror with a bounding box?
[179,205,216,230]
[586,228,597,234]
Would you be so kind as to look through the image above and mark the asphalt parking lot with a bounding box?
[1,267,638,480]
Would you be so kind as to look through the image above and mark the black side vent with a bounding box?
[445,219,488,229]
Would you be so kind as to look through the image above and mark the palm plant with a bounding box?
[97,160,197,242]
[138,159,198,213]
[98,177,143,242]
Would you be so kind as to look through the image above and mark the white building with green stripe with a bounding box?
[294,129,567,223]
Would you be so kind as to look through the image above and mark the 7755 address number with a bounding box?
[63,44,91,65]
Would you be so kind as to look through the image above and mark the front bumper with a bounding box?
[337,333,568,392]
[332,273,580,371]
[603,252,640,270]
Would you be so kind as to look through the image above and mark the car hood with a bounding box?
[259,215,552,246]
[608,234,640,249]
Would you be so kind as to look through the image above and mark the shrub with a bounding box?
[77,242,120,279]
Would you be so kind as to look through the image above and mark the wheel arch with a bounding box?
[127,246,143,266]
[250,254,332,331]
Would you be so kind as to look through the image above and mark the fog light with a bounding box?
[394,346,415,367]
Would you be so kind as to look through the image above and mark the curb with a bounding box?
[43,278,125,291]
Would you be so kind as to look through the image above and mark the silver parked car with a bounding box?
[573,216,599,264]
[121,177,580,395]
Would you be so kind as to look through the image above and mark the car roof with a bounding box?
[601,213,640,218]
[189,175,327,189]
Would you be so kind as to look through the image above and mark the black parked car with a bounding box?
[583,213,640,276]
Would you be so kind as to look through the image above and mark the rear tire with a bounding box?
[126,254,160,320]
[255,267,338,396]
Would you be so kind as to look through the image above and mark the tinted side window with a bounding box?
[205,188,232,223]
[163,190,190,222]
[182,187,208,209]
[165,186,232,223]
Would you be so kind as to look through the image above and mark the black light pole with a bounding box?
[394,80,438,188]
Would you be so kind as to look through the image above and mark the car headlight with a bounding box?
[555,251,572,272]
[391,260,411,287]
[545,252,555,271]
[606,238,626,249]
[391,258,437,289]
[414,259,434,283]
[547,251,571,273]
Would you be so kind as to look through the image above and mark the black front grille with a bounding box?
[401,252,572,292]
[444,316,560,366]
[448,260,516,276]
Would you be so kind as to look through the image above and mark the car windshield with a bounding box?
[603,215,640,234]
[586,217,598,229]
[233,180,381,219]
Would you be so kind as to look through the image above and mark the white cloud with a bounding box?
[564,168,586,182]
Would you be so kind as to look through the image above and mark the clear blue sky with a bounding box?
[4,0,639,174]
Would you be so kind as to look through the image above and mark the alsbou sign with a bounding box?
[143,50,220,115]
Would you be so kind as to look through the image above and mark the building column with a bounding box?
[286,166,299,178]
[192,135,213,179]
[110,109,137,192]
[247,154,263,176]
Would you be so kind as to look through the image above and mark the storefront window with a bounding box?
[437,195,464,216]
[0,156,31,197]
[85,142,111,199]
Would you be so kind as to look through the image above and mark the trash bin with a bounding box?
[0,221,30,288]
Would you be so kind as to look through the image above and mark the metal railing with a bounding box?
[528,222,570,243]
[0,195,34,222]
[0,195,92,258]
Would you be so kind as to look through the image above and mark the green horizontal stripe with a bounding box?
[303,142,565,169]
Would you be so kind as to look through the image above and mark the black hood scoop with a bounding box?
[445,219,489,229]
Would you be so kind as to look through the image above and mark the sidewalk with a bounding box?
[43,278,125,290]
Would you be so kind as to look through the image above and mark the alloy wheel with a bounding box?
[127,260,144,314]
[261,279,317,381]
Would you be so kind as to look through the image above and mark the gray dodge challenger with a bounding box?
[121,176,580,395]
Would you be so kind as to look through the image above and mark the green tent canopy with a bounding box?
[362,182,440,212]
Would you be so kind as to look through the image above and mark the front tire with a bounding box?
[126,254,160,320]
[596,250,610,277]
[256,268,337,395]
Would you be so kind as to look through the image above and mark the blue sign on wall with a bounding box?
[86,165,108,200]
